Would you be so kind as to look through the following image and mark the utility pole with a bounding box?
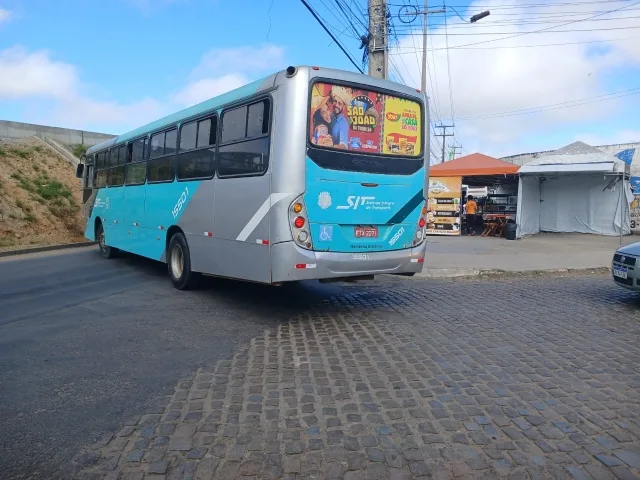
[399,4,489,90]
[434,124,454,163]
[449,144,461,160]
[368,0,388,78]
[421,1,428,93]
[419,2,445,93]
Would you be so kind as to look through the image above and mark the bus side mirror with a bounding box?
[75,163,84,179]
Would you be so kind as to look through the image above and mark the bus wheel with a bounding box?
[96,223,114,259]
[168,232,201,290]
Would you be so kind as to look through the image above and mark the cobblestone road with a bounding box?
[78,274,640,480]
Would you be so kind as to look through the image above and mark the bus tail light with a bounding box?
[413,200,428,246]
[289,196,312,250]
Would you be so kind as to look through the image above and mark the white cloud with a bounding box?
[576,130,640,147]
[0,8,11,25]
[174,73,249,107]
[51,96,168,133]
[188,45,285,79]
[173,45,284,107]
[390,0,640,157]
[0,46,77,99]
[0,43,285,133]
[0,46,166,132]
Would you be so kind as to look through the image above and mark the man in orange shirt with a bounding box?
[464,195,478,235]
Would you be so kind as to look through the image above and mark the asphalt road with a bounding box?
[2,247,640,480]
[0,247,339,479]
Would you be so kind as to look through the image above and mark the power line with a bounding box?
[393,7,640,19]
[458,87,640,120]
[411,13,640,28]
[395,0,445,123]
[335,0,370,33]
[392,25,640,35]
[443,3,455,124]
[455,8,640,17]
[389,0,640,9]
[301,0,365,73]
[434,124,454,162]
[391,35,640,52]
[426,6,445,123]
[436,0,640,48]
[314,0,359,35]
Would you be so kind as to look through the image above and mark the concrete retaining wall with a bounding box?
[42,137,80,167]
[0,120,116,146]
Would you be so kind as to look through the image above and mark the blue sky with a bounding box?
[1,0,639,159]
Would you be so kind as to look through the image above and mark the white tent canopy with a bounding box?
[516,141,632,237]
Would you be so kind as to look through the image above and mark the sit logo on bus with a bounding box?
[337,196,375,210]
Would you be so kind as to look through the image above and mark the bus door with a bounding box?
[213,98,272,283]
[123,140,147,251]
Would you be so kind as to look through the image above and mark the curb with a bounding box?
[415,266,611,279]
[0,241,96,258]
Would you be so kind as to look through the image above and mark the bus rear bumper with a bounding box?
[271,241,426,283]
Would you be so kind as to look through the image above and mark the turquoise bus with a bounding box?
[76,65,430,289]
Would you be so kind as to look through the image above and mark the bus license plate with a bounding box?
[355,226,378,238]
[613,266,628,279]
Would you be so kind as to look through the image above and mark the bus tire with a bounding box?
[168,232,201,290]
[96,222,115,259]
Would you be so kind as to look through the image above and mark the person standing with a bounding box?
[329,86,350,149]
[465,195,478,235]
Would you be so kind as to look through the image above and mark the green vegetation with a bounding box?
[35,177,73,201]
[0,236,15,248]
[71,144,88,159]
[15,199,32,213]
[11,172,35,193]
[11,172,73,201]
[9,148,31,159]
[32,145,44,153]
[9,172,78,229]
[50,196,81,234]
[0,147,6,157]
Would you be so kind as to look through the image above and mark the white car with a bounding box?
[612,241,640,291]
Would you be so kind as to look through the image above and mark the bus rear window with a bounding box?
[309,82,422,157]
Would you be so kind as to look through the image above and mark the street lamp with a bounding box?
[398,5,491,93]
[470,11,490,23]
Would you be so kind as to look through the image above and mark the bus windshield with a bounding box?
[309,81,422,157]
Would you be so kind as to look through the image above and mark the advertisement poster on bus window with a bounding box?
[310,82,383,153]
[309,82,422,156]
[381,96,421,156]
[426,176,462,236]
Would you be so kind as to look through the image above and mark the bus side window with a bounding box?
[107,146,125,187]
[177,117,216,180]
[125,137,147,186]
[86,164,94,188]
[148,129,176,183]
[218,98,271,178]
[85,155,94,189]
[95,151,108,188]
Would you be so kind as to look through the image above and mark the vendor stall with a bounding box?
[428,153,520,237]
[516,141,632,238]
